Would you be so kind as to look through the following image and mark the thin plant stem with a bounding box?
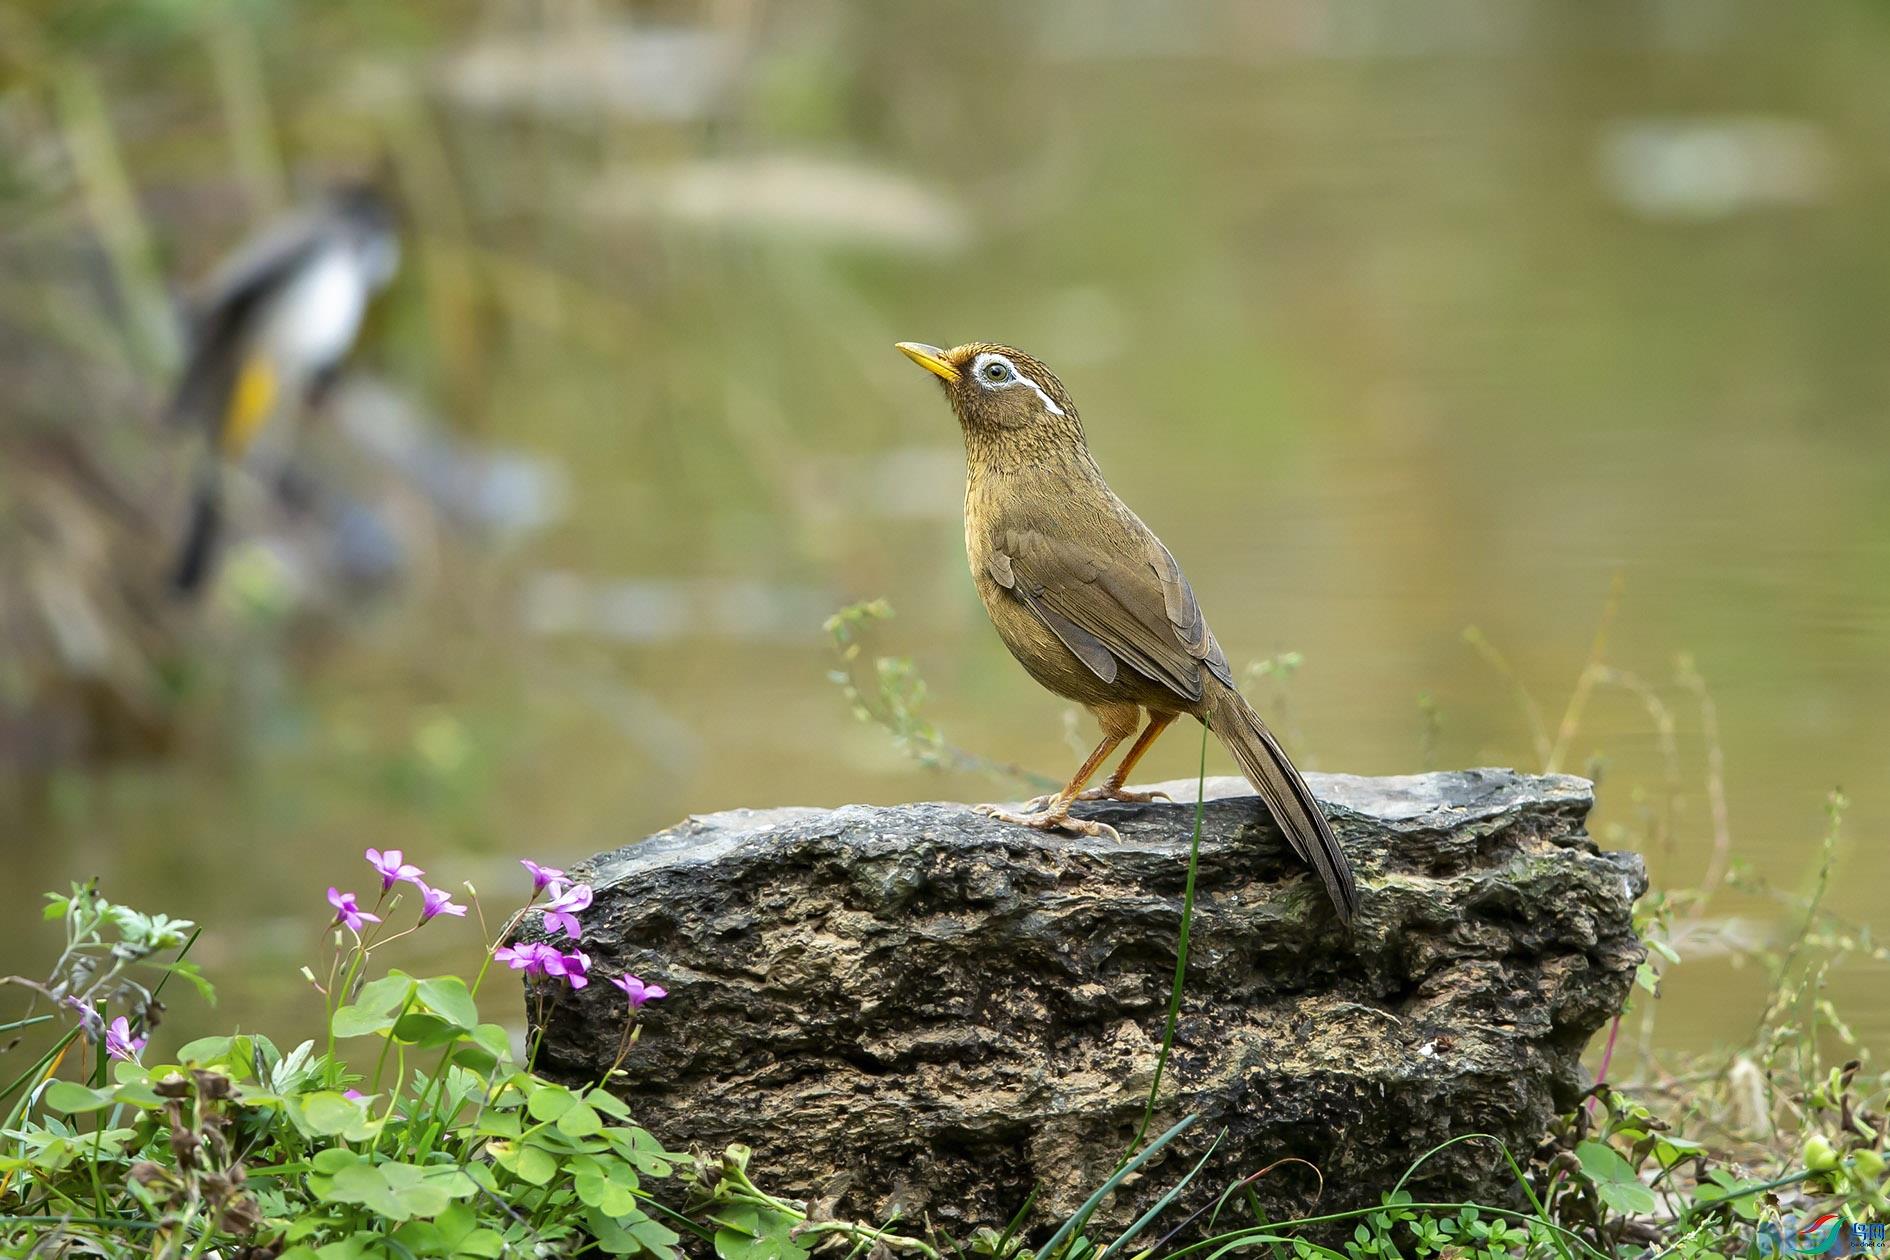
[1546,573,1624,774]
[369,991,418,1094]
[1676,654,1733,900]
[203,2,287,214]
[1125,724,1210,1161]
[1462,626,1551,767]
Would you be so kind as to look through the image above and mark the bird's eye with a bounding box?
[982,361,1010,383]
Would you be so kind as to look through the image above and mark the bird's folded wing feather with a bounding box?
[167,227,326,430]
[987,526,1235,703]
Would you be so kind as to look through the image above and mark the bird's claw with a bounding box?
[974,803,1123,844]
[1076,785,1172,804]
[1021,785,1169,812]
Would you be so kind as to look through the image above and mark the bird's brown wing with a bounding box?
[988,525,1235,705]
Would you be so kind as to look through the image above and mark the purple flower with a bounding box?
[105,1016,147,1062]
[520,860,564,893]
[492,941,590,989]
[416,881,467,923]
[493,942,558,976]
[343,1089,366,1102]
[543,949,591,990]
[63,995,104,1037]
[327,887,382,933]
[540,883,593,940]
[365,848,424,893]
[609,973,668,1010]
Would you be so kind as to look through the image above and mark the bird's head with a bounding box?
[895,342,1084,454]
[329,183,402,290]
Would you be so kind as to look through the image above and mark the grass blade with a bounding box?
[993,1184,1040,1260]
[1101,1129,1223,1259]
[1125,726,1210,1158]
[1040,1113,1199,1260]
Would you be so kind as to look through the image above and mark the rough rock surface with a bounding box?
[531,769,1646,1236]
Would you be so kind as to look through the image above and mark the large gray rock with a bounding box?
[530,769,1646,1238]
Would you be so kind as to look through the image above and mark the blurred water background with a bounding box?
[1,0,1886,1069]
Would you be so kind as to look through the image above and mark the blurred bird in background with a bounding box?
[164,183,400,595]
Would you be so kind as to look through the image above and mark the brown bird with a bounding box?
[896,340,1358,923]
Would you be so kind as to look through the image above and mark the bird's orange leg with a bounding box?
[979,706,1140,841]
[1079,711,1179,803]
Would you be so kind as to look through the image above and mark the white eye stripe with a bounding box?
[969,353,1065,416]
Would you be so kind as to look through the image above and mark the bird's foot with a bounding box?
[975,802,1121,843]
[1075,784,1172,805]
[1019,784,1169,812]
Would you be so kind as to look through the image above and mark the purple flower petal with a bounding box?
[105,1016,147,1062]
[365,848,425,893]
[327,887,382,934]
[416,881,468,923]
[609,973,668,1010]
[539,883,593,940]
[494,941,560,977]
[521,859,565,893]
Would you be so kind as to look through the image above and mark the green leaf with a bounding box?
[452,1023,512,1074]
[608,1125,675,1177]
[588,1207,641,1257]
[429,1201,506,1258]
[163,961,217,1005]
[299,1091,379,1141]
[314,1240,380,1260]
[391,1012,461,1048]
[175,1035,234,1064]
[330,1006,397,1039]
[475,1111,522,1139]
[1653,1134,1705,1167]
[329,1163,400,1215]
[333,974,417,1038]
[515,1143,557,1186]
[1697,1169,1764,1222]
[457,1231,505,1259]
[379,1161,459,1220]
[628,1214,681,1256]
[714,1203,808,1260]
[574,1155,641,1216]
[558,1102,604,1138]
[597,1182,640,1217]
[322,1159,475,1222]
[41,1080,110,1113]
[416,976,480,1030]
[111,1079,165,1108]
[313,1146,365,1174]
[1574,1139,1656,1216]
[586,1088,633,1120]
[527,1083,578,1123]
[391,1221,448,1257]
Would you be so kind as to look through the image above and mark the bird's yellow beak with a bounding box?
[895,342,959,383]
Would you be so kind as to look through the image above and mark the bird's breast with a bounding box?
[261,248,370,369]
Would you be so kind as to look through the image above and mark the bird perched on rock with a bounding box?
[895,340,1358,922]
[165,184,400,594]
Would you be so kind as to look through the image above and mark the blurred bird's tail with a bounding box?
[168,354,281,597]
[169,470,223,596]
[1204,681,1358,923]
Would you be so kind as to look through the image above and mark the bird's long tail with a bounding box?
[1204,680,1358,923]
[169,468,223,596]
